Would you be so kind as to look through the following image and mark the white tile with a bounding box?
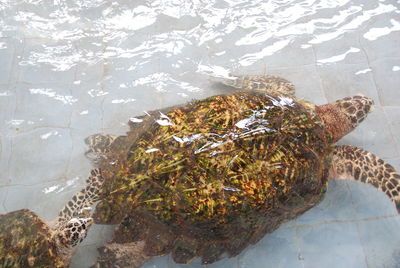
[338,106,399,159]
[359,14,400,62]
[269,65,328,105]
[0,135,12,186]
[263,37,316,68]
[0,187,8,214]
[69,82,104,133]
[0,38,15,84]
[8,128,72,185]
[0,84,16,133]
[371,58,400,107]
[3,182,72,219]
[238,227,301,268]
[65,130,96,181]
[295,179,357,225]
[297,222,368,268]
[73,37,106,83]
[383,107,400,157]
[312,32,368,65]
[347,180,397,218]
[18,39,76,84]
[317,63,380,103]
[11,83,74,134]
[357,217,400,268]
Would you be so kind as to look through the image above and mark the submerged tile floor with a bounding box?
[1,0,400,267]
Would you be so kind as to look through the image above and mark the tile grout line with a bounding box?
[264,56,400,71]
[0,187,8,212]
[345,181,370,268]
[8,37,26,115]
[311,44,329,103]
[3,36,24,205]
[63,42,79,181]
[0,178,73,188]
[356,31,383,106]
[14,36,26,87]
[294,226,306,268]
[5,125,80,138]
[357,32,400,158]
[7,37,20,86]
[2,38,21,167]
[99,43,107,132]
[285,213,399,229]
[381,107,400,158]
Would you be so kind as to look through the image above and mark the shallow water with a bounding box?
[0,0,399,267]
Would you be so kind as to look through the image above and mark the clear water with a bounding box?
[0,0,399,267]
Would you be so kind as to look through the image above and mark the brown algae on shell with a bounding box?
[93,90,332,264]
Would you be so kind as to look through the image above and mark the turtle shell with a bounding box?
[93,91,333,264]
[0,209,65,268]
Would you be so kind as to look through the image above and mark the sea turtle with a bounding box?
[0,168,104,267]
[84,75,399,267]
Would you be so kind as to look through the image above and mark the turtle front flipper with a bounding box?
[330,145,400,213]
[215,74,295,95]
[56,168,104,235]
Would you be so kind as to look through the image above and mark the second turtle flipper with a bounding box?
[56,168,104,228]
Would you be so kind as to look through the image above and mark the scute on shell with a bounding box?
[93,90,333,264]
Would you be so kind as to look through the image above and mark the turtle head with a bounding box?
[57,217,93,247]
[316,95,374,142]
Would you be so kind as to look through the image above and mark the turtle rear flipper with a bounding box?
[330,145,400,213]
[213,74,295,95]
[93,241,150,268]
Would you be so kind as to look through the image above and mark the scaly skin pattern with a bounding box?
[93,90,333,264]
[0,209,65,268]
[222,74,296,95]
[331,145,400,212]
[316,95,374,142]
